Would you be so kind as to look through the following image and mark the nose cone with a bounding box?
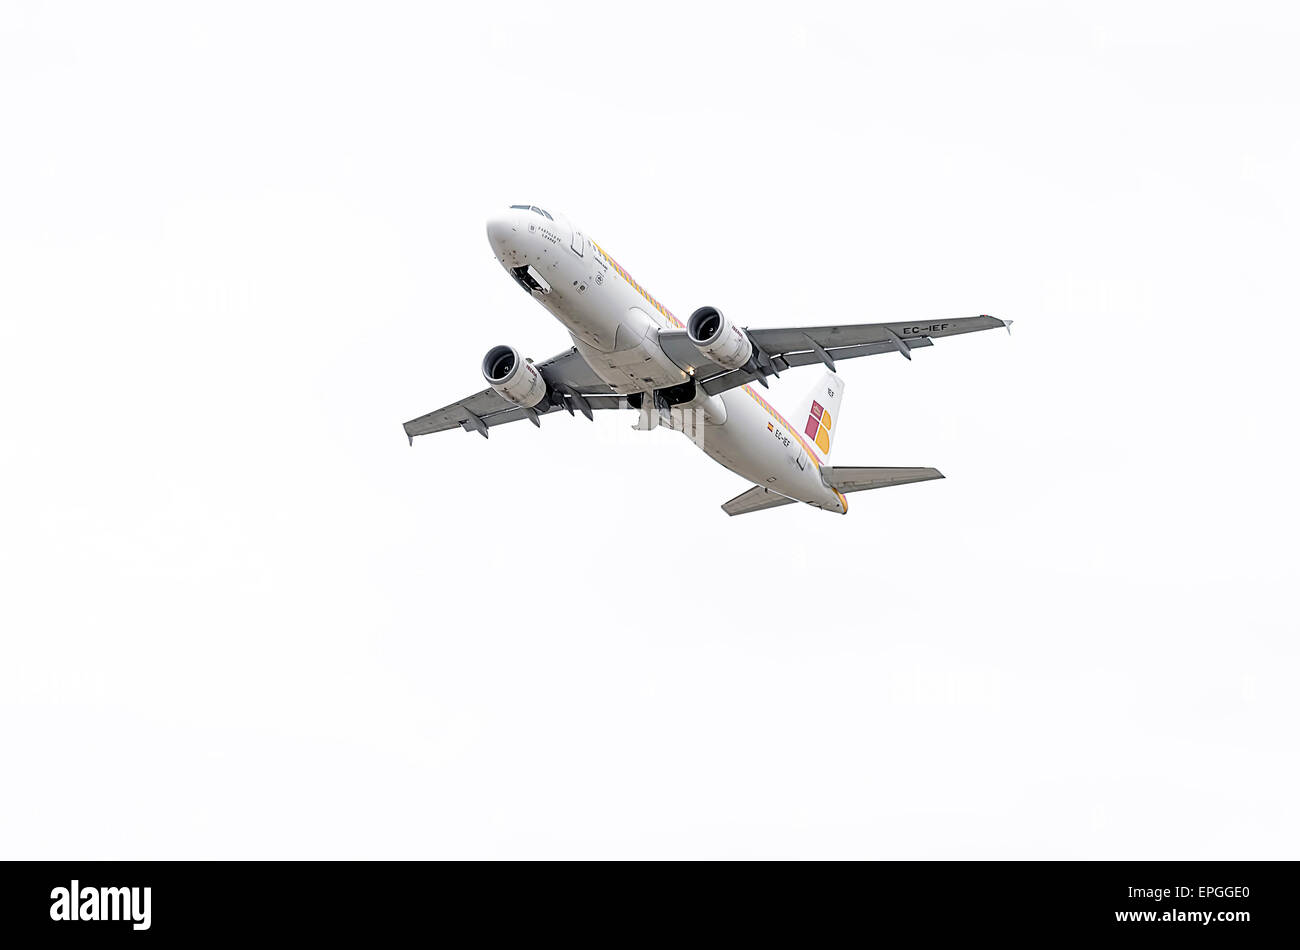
[486,209,523,261]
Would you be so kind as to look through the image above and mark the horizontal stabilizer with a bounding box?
[822,466,944,493]
[722,485,798,517]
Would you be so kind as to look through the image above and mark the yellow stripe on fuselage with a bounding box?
[591,241,683,329]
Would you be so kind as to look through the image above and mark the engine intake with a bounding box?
[687,306,752,371]
[481,344,546,408]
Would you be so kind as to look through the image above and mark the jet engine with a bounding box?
[687,306,752,371]
[481,345,547,408]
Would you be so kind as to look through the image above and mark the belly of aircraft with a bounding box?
[573,334,687,394]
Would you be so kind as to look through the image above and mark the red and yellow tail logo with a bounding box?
[804,401,832,454]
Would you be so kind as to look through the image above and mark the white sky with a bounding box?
[2,1,1297,858]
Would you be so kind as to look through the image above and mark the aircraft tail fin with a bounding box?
[798,371,845,460]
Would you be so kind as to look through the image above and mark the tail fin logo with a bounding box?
[805,400,832,454]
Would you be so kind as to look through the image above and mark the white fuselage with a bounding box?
[486,207,847,514]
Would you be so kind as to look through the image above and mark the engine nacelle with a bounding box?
[687,306,752,371]
[481,345,547,409]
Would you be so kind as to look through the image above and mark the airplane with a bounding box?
[403,205,1011,516]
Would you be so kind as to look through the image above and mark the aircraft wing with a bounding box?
[657,314,1010,395]
[403,347,620,441]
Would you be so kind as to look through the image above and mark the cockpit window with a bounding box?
[509,204,553,221]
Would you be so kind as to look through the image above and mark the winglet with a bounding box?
[1004,319,1014,335]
